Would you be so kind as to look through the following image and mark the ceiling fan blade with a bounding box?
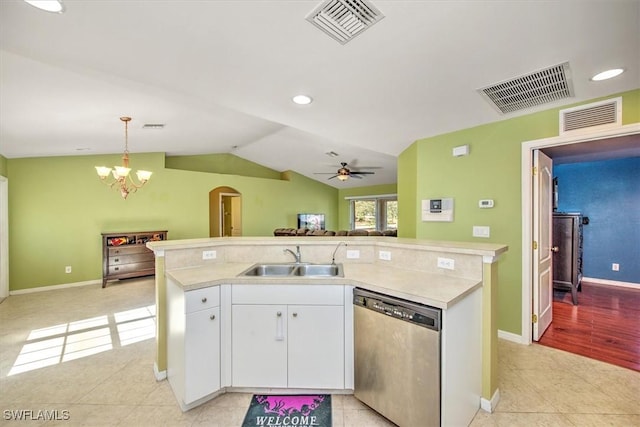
[350,174,363,179]
[351,171,375,175]
[314,172,339,175]
[327,175,339,180]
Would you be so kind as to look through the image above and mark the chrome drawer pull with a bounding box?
[210,314,216,320]
[292,313,298,317]
[201,297,207,303]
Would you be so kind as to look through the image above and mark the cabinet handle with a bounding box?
[114,267,119,271]
[114,258,120,262]
[292,312,298,317]
[276,311,284,341]
[210,314,216,320]
[201,297,207,303]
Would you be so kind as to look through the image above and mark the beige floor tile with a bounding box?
[2,278,639,427]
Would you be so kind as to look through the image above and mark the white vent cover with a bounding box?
[478,62,574,114]
[559,97,622,134]
[306,0,384,45]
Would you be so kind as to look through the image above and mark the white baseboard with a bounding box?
[9,279,102,295]
[154,363,167,381]
[582,277,640,290]
[498,329,526,344]
[480,388,500,413]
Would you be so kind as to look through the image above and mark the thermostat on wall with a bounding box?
[479,199,494,208]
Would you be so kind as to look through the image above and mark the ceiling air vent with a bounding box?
[559,97,622,134]
[478,62,574,114]
[306,0,384,45]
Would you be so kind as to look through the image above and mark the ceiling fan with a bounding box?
[315,162,376,181]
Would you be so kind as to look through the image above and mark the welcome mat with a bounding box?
[242,394,332,427]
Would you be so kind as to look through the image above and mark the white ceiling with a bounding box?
[1,0,638,188]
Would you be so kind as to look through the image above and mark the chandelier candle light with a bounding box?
[95,117,152,199]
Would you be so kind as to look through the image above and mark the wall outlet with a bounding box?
[346,250,360,259]
[65,266,72,274]
[379,250,391,261]
[612,263,620,271]
[437,257,455,270]
[473,226,490,238]
[202,250,217,260]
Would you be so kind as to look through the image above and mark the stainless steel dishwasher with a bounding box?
[353,288,441,427]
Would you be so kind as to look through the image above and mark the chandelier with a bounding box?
[95,117,152,199]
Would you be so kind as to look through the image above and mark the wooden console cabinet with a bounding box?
[101,230,167,288]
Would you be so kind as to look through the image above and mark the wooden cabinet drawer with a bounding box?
[109,245,149,256]
[109,252,154,266]
[108,261,155,276]
[186,287,220,313]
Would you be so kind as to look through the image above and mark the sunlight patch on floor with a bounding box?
[8,304,155,376]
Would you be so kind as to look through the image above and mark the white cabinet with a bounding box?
[166,279,220,410]
[231,285,345,390]
[288,304,344,389]
[231,304,288,388]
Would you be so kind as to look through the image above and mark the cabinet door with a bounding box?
[288,305,344,389]
[184,306,220,404]
[232,304,287,388]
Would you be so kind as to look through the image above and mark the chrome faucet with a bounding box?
[331,241,347,265]
[284,245,302,264]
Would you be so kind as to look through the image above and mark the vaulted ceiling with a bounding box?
[1,1,638,187]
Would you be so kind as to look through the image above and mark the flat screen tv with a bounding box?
[297,213,325,231]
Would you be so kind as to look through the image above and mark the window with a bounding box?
[348,195,397,231]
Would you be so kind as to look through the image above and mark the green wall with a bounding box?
[165,153,282,180]
[398,89,640,335]
[337,184,398,230]
[7,153,337,291]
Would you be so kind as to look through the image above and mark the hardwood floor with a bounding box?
[538,281,640,371]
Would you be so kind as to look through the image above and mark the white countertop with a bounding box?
[167,262,481,310]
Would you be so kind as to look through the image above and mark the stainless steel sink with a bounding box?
[240,264,297,276]
[238,263,343,277]
[294,264,343,277]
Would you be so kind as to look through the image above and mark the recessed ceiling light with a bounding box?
[24,0,65,13]
[292,95,313,105]
[591,68,624,81]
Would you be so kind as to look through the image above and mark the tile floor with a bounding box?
[1,278,638,426]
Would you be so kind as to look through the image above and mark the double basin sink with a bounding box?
[239,263,344,278]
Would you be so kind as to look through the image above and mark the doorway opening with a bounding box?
[0,176,7,299]
[521,123,640,346]
[209,187,242,237]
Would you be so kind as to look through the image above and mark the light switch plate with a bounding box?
[378,250,391,261]
[473,226,490,238]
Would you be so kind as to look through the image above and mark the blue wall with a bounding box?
[555,157,640,283]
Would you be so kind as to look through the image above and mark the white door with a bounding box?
[288,305,344,389]
[184,307,220,404]
[532,150,553,340]
[231,304,287,387]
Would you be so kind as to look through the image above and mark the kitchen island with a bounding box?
[148,237,507,426]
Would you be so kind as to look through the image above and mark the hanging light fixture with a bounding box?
[95,117,152,199]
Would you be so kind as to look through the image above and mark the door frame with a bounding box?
[219,192,241,237]
[520,123,640,344]
[0,176,8,298]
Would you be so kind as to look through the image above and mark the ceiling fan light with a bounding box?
[591,68,624,81]
[24,0,64,13]
[337,174,349,181]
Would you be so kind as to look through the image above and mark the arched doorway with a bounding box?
[209,186,242,237]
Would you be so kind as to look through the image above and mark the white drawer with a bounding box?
[232,284,344,306]
[185,286,220,313]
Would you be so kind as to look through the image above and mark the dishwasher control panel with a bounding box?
[353,288,441,331]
